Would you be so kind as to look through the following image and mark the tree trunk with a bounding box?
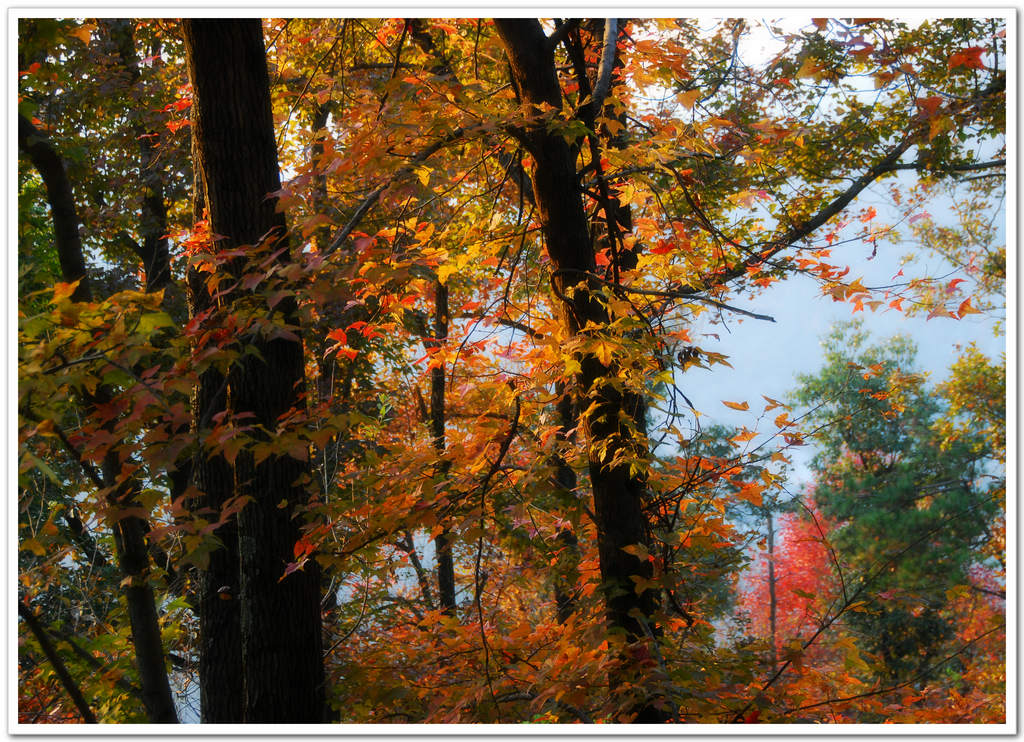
[18,115,179,723]
[17,117,90,302]
[104,19,171,292]
[494,19,665,722]
[182,18,325,723]
[552,384,580,625]
[183,106,245,724]
[430,279,457,614]
[767,511,778,671]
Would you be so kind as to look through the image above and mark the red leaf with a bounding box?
[915,96,944,118]
[948,46,987,70]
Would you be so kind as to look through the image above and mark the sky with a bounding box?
[687,179,1007,488]
[656,16,1010,489]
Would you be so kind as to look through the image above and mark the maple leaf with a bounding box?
[678,88,701,109]
[591,338,616,366]
[915,96,944,119]
[948,46,987,70]
[957,298,981,317]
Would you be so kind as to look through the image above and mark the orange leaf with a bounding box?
[722,400,749,411]
[678,88,701,109]
[957,297,981,317]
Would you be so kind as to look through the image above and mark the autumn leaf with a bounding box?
[796,56,825,80]
[678,88,701,109]
[948,46,987,70]
[957,297,981,317]
[722,400,749,411]
[915,96,944,119]
[928,115,954,141]
[591,338,616,366]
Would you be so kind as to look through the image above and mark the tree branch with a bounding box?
[18,115,91,301]
[18,602,98,723]
[590,19,617,114]
[546,19,581,54]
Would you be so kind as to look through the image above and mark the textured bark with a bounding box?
[19,114,179,724]
[495,19,666,722]
[184,112,244,723]
[183,19,325,723]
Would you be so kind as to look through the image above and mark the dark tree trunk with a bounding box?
[18,114,179,724]
[184,114,245,724]
[17,116,91,302]
[104,19,171,292]
[494,19,666,722]
[430,279,457,614]
[551,384,581,625]
[182,19,325,724]
[18,603,97,723]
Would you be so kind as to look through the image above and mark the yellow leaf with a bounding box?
[678,88,701,109]
[68,24,94,45]
[21,538,46,557]
[622,543,650,561]
[796,57,824,80]
[592,339,615,366]
[722,400,749,411]
[928,115,954,141]
[437,264,457,285]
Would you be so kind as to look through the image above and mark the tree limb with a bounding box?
[18,115,91,301]
[590,19,618,114]
[18,602,98,723]
[324,127,466,254]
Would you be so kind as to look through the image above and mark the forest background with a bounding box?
[14,13,1011,727]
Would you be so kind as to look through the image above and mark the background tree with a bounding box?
[792,322,1001,683]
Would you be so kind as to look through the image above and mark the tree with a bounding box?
[792,322,1001,682]
[181,19,324,722]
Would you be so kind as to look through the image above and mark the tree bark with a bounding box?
[552,384,581,625]
[494,19,666,722]
[182,18,325,723]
